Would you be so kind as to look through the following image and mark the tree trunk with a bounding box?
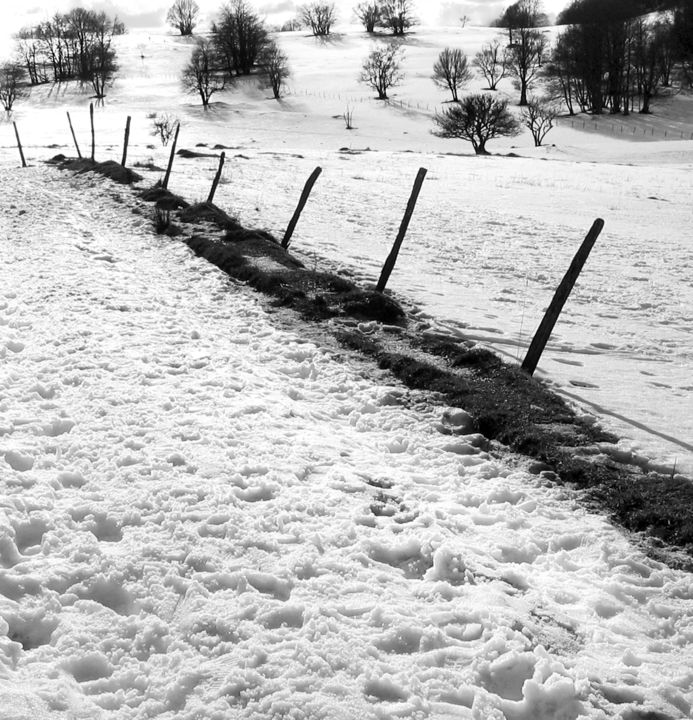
[640,92,651,113]
[519,81,528,106]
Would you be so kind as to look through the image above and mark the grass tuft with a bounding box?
[47,156,143,185]
[179,202,238,230]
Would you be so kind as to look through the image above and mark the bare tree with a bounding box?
[355,2,381,33]
[182,37,225,107]
[359,42,404,99]
[495,0,547,44]
[632,17,668,114]
[499,0,546,105]
[213,0,270,76]
[300,3,337,36]
[259,40,290,99]
[521,97,557,146]
[18,8,124,88]
[507,29,545,105]
[65,8,124,85]
[82,12,121,100]
[15,28,49,85]
[167,0,200,36]
[434,93,520,155]
[379,0,415,36]
[0,63,26,113]
[473,40,509,90]
[432,47,471,102]
[279,18,304,32]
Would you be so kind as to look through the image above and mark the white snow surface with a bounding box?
[2,24,690,474]
[1,162,693,720]
[0,22,692,720]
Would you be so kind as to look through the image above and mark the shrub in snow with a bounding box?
[149,112,179,146]
[299,3,337,37]
[343,104,355,129]
[355,2,381,33]
[434,93,520,155]
[0,63,26,114]
[521,97,558,146]
[378,0,416,36]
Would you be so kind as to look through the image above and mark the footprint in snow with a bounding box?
[14,517,49,554]
[5,340,25,353]
[4,450,34,472]
[5,612,59,651]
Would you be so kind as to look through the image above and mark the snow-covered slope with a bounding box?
[1,23,690,474]
[1,163,692,720]
[0,21,692,718]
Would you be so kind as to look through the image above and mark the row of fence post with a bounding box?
[9,106,604,376]
[565,117,693,140]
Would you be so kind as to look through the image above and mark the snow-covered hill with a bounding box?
[2,23,690,474]
[1,160,692,720]
[0,21,692,720]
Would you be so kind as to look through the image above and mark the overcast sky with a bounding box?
[4,0,569,34]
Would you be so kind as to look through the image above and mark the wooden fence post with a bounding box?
[121,115,131,167]
[13,122,26,168]
[281,166,322,249]
[89,102,95,161]
[521,218,605,376]
[207,151,226,204]
[376,167,427,293]
[67,112,81,158]
[162,122,180,190]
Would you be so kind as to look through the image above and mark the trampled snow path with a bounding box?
[1,165,692,719]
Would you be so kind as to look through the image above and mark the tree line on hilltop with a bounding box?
[1,0,691,158]
[12,9,124,96]
[549,0,693,114]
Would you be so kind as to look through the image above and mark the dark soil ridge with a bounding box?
[49,156,693,570]
[47,155,144,184]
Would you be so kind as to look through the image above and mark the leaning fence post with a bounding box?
[89,102,95,161]
[207,151,226,204]
[13,122,26,168]
[376,167,427,293]
[162,122,180,190]
[121,115,131,167]
[521,218,605,376]
[67,112,81,158]
[281,166,322,249]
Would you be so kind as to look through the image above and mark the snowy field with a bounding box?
[1,24,690,475]
[1,162,692,720]
[0,20,692,720]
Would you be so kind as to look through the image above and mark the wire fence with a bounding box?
[289,87,439,115]
[292,88,693,139]
[556,115,693,141]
